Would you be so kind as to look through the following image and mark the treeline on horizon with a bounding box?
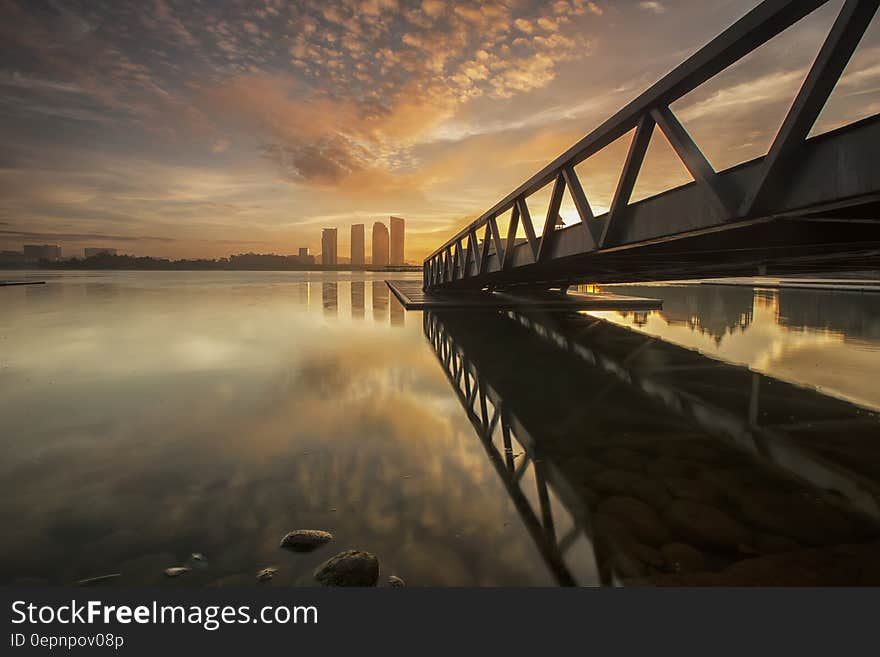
[0,252,420,271]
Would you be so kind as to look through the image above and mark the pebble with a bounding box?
[257,567,278,582]
[314,550,379,587]
[660,542,706,573]
[164,567,191,577]
[663,500,751,551]
[597,496,670,546]
[280,529,334,552]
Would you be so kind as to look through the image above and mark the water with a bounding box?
[2,272,880,586]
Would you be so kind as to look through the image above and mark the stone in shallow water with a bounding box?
[660,542,706,573]
[164,567,191,577]
[280,529,334,552]
[314,550,379,587]
[597,496,670,546]
[257,567,278,582]
[599,447,646,472]
[663,500,751,551]
[593,469,670,511]
[387,575,406,587]
[664,476,718,505]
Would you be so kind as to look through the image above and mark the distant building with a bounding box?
[23,244,61,262]
[350,224,365,265]
[372,222,389,266]
[321,228,338,265]
[390,216,405,265]
[298,247,309,258]
[84,247,117,257]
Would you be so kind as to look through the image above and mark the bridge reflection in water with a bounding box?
[424,308,880,585]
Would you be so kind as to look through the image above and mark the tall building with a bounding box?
[321,228,337,265]
[372,222,389,266]
[390,216,405,265]
[350,224,365,266]
[84,247,117,257]
[23,244,61,262]
[298,247,309,258]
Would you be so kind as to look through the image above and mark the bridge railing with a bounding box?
[423,0,879,290]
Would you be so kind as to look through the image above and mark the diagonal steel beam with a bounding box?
[537,172,567,261]
[468,228,481,277]
[562,165,599,248]
[650,105,734,219]
[601,114,655,248]
[516,197,539,261]
[743,0,879,214]
[503,203,521,269]
[489,214,506,268]
[479,222,492,274]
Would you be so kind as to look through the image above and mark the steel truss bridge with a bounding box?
[423,0,880,291]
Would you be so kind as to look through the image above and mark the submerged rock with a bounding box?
[597,496,670,546]
[190,552,206,562]
[164,567,191,577]
[593,469,670,511]
[663,500,750,551]
[660,542,706,573]
[314,550,379,587]
[280,529,334,552]
[387,575,406,587]
[257,567,278,582]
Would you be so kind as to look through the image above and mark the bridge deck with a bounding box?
[385,279,661,311]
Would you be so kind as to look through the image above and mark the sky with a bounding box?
[0,0,878,262]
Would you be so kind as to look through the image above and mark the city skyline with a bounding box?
[2,1,879,261]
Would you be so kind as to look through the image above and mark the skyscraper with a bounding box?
[321,228,337,265]
[372,222,389,266]
[390,216,405,265]
[351,224,365,266]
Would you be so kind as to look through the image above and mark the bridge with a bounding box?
[423,0,880,292]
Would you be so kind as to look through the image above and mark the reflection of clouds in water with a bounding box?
[590,286,880,411]
[0,272,553,585]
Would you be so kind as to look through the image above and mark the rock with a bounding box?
[314,550,379,587]
[257,567,278,582]
[611,552,648,578]
[670,442,723,464]
[736,493,856,546]
[660,542,706,573]
[599,447,645,472]
[597,496,670,546]
[663,500,751,551]
[575,483,599,508]
[593,469,670,511]
[753,533,801,554]
[664,476,718,505]
[280,529,334,552]
[646,458,700,479]
[190,552,206,561]
[164,567,191,577]
[563,456,603,481]
[631,543,665,568]
[387,575,406,587]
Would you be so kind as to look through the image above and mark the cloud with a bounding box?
[639,1,666,14]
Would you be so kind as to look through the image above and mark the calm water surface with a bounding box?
[2,272,880,586]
